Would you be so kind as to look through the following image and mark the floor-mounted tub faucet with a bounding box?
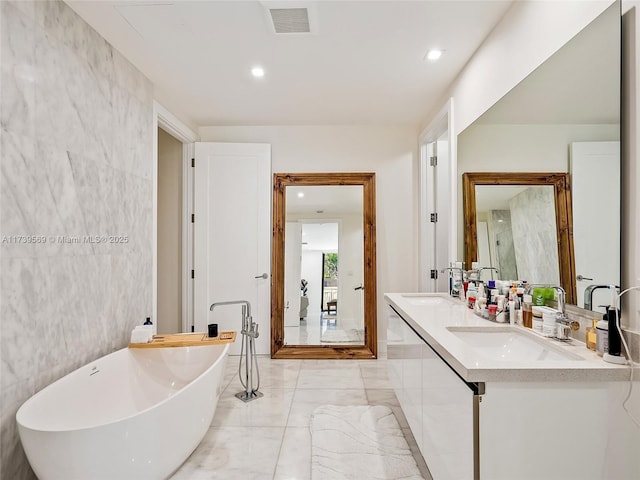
[210,300,262,402]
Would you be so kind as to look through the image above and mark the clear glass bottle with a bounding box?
[585,319,597,351]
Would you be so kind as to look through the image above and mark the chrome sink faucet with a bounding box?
[524,284,579,339]
[441,267,466,298]
[584,284,619,311]
[471,266,499,282]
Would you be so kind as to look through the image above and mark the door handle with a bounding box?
[255,273,269,279]
[577,274,593,281]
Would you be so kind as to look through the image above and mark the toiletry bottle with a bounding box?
[585,319,597,351]
[466,284,477,309]
[522,294,533,329]
[596,314,609,357]
[144,317,153,325]
[508,299,515,325]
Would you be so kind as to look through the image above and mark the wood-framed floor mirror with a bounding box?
[271,172,377,359]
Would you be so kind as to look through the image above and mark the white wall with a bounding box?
[301,250,323,316]
[199,125,418,354]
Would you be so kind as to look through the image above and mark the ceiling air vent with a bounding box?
[269,7,311,34]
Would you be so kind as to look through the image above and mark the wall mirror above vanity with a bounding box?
[271,173,377,359]
[457,1,621,312]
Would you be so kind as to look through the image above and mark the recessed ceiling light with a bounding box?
[297,192,304,198]
[251,66,265,78]
[425,49,443,61]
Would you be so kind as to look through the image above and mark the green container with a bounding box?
[532,287,555,306]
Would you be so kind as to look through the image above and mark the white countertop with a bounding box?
[385,292,636,383]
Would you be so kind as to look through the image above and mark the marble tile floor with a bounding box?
[170,355,432,480]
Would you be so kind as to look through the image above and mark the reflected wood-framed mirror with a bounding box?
[463,172,576,304]
[271,172,377,359]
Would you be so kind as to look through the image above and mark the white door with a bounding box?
[284,222,302,327]
[193,142,271,354]
[570,141,620,311]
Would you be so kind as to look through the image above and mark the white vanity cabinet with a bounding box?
[386,301,633,480]
[388,307,476,480]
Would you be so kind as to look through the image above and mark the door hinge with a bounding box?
[430,269,438,280]
[429,156,437,167]
[191,213,194,223]
[430,213,438,222]
[191,269,194,279]
[191,158,195,167]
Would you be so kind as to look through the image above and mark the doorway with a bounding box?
[153,102,198,334]
[157,127,183,334]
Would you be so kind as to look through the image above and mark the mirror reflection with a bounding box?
[458,1,620,311]
[284,186,365,346]
[475,185,558,285]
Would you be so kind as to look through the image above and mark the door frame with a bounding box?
[418,98,456,292]
[153,101,199,333]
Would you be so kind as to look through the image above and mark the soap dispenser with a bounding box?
[603,287,626,364]
[596,313,608,357]
[585,319,597,351]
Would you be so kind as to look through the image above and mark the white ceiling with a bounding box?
[66,0,514,127]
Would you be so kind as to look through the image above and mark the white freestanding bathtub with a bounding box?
[16,343,230,480]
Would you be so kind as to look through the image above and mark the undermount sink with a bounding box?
[400,295,444,306]
[446,326,583,362]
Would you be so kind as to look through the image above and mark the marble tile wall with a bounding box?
[0,1,153,478]
[509,186,560,285]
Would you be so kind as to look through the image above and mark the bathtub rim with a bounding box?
[16,342,230,433]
